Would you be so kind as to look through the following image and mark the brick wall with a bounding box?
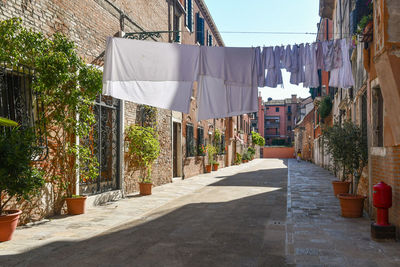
[262,147,295,159]
[124,103,172,194]
[0,0,172,220]
[371,146,400,237]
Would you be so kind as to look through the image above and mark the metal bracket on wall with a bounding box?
[124,31,180,42]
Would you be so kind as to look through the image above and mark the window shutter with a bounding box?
[185,0,189,27]
[196,13,205,45]
[186,0,193,32]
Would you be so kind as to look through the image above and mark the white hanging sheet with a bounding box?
[197,46,258,120]
[102,37,200,113]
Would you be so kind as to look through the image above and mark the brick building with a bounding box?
[315,0,400,237]
[0,0,257,223]
[264,95,301,146]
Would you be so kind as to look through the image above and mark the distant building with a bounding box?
[264,95,302,146]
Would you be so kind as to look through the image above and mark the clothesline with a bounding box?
[102,37,354,121]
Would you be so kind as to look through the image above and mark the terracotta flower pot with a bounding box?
[213,164,219,171]
[243,160,248,163]
[205,164,212,173]
[332,181,350,197]
[0,209,22,242]
[65,196,87,215]
[338,194,366,218]
[139,182,153,196]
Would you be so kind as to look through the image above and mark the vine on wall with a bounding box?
[0,18,103,215]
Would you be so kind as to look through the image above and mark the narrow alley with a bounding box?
[1,159,399,266]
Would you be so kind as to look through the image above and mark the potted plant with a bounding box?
[251,131,265,148]
[247,147,256,160]
[126,125,160,195]
[212,161,219,171]
[242,150,250,163]
[323,123,351,196]
[0,18,103,216]
[0,119,45,241]
[324,122,368,217]
[205,144,217,172]
[235,152,242,165]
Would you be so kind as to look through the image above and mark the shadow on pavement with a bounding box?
[1,164,289,267]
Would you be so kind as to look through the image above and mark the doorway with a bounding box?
[173,122,182,178]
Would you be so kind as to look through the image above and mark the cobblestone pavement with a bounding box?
[1,159,400,267]
[287,159,400,266]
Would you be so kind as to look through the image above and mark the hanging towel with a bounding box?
[198,46,258,120]
[289,45,299,84]
[329,39,354,89]
[102,37,200,113]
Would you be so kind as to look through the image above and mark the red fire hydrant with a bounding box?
[373,181,392,226]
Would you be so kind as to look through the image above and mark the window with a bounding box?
[372,87,383,147]
[197,126,204,155]
[220,134,225,154]
[287,126,292,131]
[173,14,180,43]
[207,30,213,46]
[185,0,193,32]
[0,63,47,160]
[0,65,35,126]
[275,107,279,112]
[186,123,195,157]
[196,12,205,45]
[288,106,291,113]
[288,115,291,121]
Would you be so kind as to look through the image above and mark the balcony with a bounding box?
[265,123,280,128]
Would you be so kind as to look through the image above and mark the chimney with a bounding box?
[291,94,297,102]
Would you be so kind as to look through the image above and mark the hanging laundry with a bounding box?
[329,39,354,89]
[255,47,265,87]
[290,44,305,85]
[283,44,292,71]
[198,46,258,121]
[102,37,200,113]
[265,46,283,88]
[316,41,324,70]
[289,45,299,84]
[332,39,343,69]
[322,40,335,71]
[304,43,318,88]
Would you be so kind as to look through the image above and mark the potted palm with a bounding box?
[126,125,160,195]
[324,122,368,217]
[0,118,45,241]
[205,144,217,173]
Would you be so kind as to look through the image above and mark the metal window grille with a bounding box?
[186,123,195,157]
[0,63,47,160]
[197,126,204,155]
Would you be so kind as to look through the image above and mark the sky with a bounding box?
[204,0,320,101]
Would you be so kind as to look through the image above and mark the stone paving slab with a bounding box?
[286,159,400,266]
[0,159,264,257]
[0,159,289,266]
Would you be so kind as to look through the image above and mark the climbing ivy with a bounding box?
[0,18,103,212]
